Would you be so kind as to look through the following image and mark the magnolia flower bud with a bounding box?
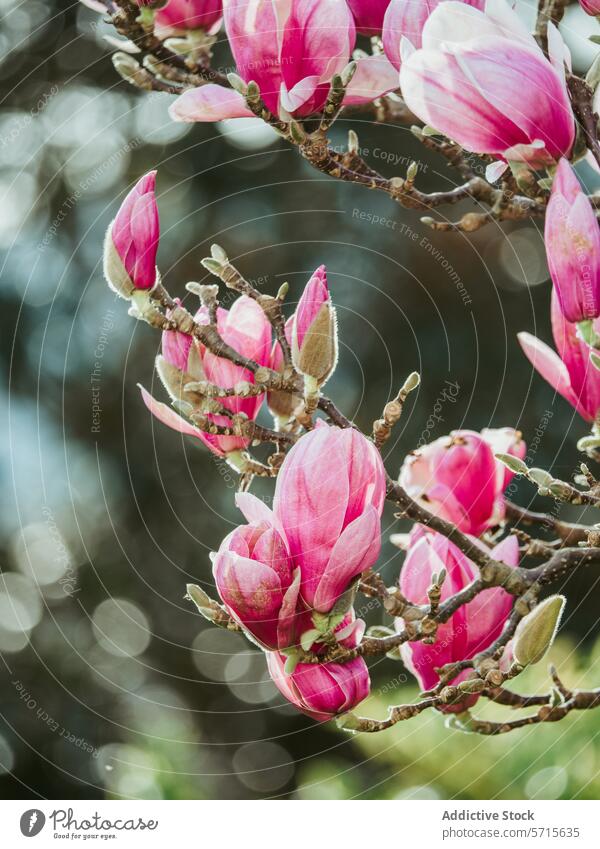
[513,596,566,667]
[580,0,600,15]
[155,0,222,32]
[398,531,518,712]
[212,522,300,650]
[272,421,386,613]
[399,1,574,171]
[266,652,370,722]
[291,265,338,384]
[141,296,272,458]
[400,428,526,536]
[545,159,600,323]
[168,0,398,124]
[103,171,159,298]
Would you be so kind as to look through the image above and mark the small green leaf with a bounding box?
[590,351,600,372]
[496,453,528,475]
[201,257,223,275]
[528,467,554,487]
[284,652,300,675]
[300,629,321,652]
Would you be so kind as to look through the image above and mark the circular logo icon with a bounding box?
[19,810,46,837]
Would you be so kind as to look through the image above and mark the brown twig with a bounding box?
[102,0,229,86]
[505,500,589,546]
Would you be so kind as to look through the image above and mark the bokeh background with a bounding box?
[3,0,600,800]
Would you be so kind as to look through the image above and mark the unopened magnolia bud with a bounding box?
[103,229,137,299]
[104,171,159,298]
[548,481,573,500]
[513,595,565,667]
[201,257,224,275]
[227,72,247,95]
[289,121,307,145]
[457,677,486,695]
[348,129,359,154]
[496,453,528,475]
[246,80,260,101]
[112,52,143,84]
[401,371,421,398]
[292,265,338,383]
[406,161,419,182]
[439,685,460,704]
[186,583,226,625]
[210,243,228,264]
[528,467,554,488]
[485,668,504,687]
[341,61,357,87]
[156,354,187,401]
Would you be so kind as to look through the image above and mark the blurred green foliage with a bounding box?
[298,636,600,800]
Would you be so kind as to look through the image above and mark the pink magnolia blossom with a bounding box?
[292,265,338,383]
[155,0,222,32]
[271,421,386,612]
[399,531,518,711]
[399,0,574,173]
[580,0,600,15]
[232,488,370,635]
[212,520,300,649]
[519,289,600,422]
[545,158,600,323]
[266,651,370,721]
[382,0,484,70]
[169,0,398,123]
[141,295,272,457]
[105,171,159,295]
[346,0,390,35]
[399,428,525,536]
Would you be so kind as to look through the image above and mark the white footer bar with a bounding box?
[0,799,597,848]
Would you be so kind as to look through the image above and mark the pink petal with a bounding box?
[312,506,381,612]
[518,332,584,417]
[235,492,278,526]
[139,386,227,456]
[276,568,302,649]
[169,85,254,122]
[344,54,400,104]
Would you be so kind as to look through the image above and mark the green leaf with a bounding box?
[495,453,528,475]
[300,629,321,652]
[284,653,300,675]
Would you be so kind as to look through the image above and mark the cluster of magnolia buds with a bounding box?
[90,0,597,205]
[92,0,600,728]
[210,423,385,720]
[395,429,521,711]
[103,172,338,472]
[101,170,570,723]
[134,0,577,187]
